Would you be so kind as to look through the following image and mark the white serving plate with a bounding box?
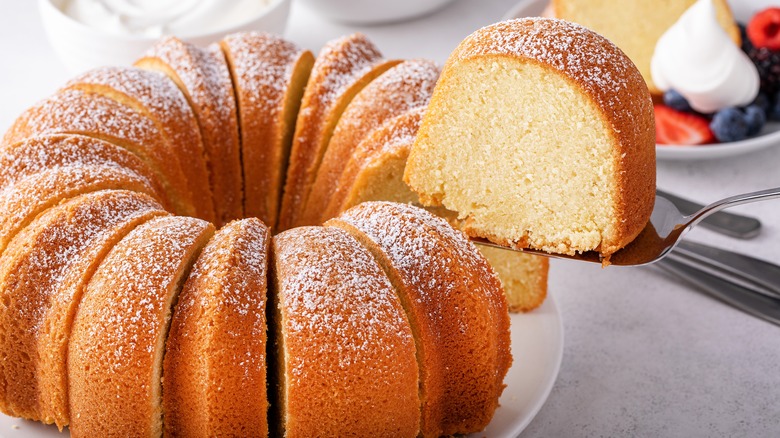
[0,293,564,437]
[504,0,780,161]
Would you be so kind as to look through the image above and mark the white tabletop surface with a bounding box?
[2,0,780,436]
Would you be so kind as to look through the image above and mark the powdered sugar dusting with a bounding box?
[0,134,157,192]
[456,18,639,115]
[0,165,160,255]
[273,226,413,376]
[313,33,384,108]
[69,216,211,435]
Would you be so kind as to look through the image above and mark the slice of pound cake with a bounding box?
[404,18,656,258]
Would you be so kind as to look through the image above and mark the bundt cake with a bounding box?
[220,33,314,228]
[163,218,270,437]
[63,66,216,223]
[404,18,656,258]
[270,226,420,437]
[300,59,440,226]
[136,37,243,226]
[277,33,400,231]
[68,216,214,436]
[326,202,511,437]
[2,88,197,217]
[0,18,657,435]
[0,190,166,428]
[551,0,740,95]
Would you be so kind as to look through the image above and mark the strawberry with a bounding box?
[747,8,780,51]
[654,104,716,146]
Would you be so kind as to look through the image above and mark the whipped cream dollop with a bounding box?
[64,0,273,38]
[650,0,759,113]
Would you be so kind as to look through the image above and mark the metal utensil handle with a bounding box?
[667,242,780,301]
[658,189,762,239]
[659,259,780,327]
[685,187,780,231]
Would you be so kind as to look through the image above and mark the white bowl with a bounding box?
[38,0,291,74]
[297,0,456,24]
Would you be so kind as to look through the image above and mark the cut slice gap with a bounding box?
[136,37,243,226]
[3,89,197,217]
[220,33,315,229]
[163,218,271,437]
[270,226,419,437]
[68,216,214,437]
[277,33,400,231]
[325,202,511,437]
[64,67,216,222]
[0,190,167,428]
[0,134,172,209]
[0,165,166,259]
[302,59,439,226]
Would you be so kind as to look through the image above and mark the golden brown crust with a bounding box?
[220,33,314,228]
[68,216,214,437]
[136,37,243,226]
[163,218,270,437]
[64,67,216,223]
[0,134,171,208]
[271,226,420,437]
[277,33,400,231]
[407,18,655,256]
[326,202,511,437]
[323,107,424,221]
[0,165,165,259]
[0,190,166,427]
[2,89,197,217]
[302,60,439,226]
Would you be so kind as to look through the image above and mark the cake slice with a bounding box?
[64,67,216,222]
[552,0,740,95]
[68,216,214,437]
[326,202,511,437]
[0,190,166,427]
[270,226,419,437]
[404,18,656,257]
[301,59,439,226]
[163,218,271,437]
[276,33,400,231]
[3,89,197,217]
[0,165,165,258]
[220,33,314,228]
[136,37,243,225]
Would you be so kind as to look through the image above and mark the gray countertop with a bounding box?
[1,0,779,436]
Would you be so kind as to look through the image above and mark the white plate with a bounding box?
[504,0,780,161]
[0,293,564,437]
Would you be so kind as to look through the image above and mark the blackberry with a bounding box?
[749,47,780,95]
[740,23,755,53]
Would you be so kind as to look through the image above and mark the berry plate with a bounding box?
[656,121,780,160]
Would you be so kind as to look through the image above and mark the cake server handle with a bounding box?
[657,189,762,239]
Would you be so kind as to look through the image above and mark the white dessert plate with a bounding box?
[0,293,564,437]
[503,0,780,161]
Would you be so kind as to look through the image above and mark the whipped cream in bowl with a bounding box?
[650,0,760,114]
[39,0,291,73]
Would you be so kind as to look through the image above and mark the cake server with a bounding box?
[474,186,780,266]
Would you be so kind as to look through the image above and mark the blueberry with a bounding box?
[710,107,749,142]
[743,105,767,136]
[663,89,692,112]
